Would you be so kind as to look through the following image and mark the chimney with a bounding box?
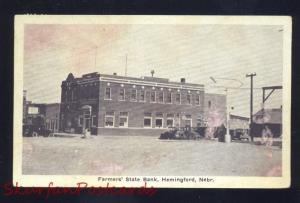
[180,78,186,83]
[113,73,117,76]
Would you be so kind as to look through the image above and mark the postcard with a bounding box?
[14,15,291,188]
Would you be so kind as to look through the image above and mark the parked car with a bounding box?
[159,127,200,140]
[231,129,250,141]
[23,124,52,137]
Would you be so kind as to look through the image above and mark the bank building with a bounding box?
[59,72,226,136]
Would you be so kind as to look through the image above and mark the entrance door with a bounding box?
[84,118,90,130]
[81,105,92,133]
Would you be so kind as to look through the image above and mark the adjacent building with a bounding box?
[23,91,60,133]
[60,72,227,136]
[252,108,282,137]
[229,114,249,137]
[45,103,61,133]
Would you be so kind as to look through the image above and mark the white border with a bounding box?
[14,15,291,188]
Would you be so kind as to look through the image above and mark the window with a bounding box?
[150,91,156,103]
[196,95,200,105]
[105,87,111,100]
[208,101,212,108]
[155,118,163,128]
[131,89,137,101]
[155,112,163,128]
[119,112,128,127]
[51,120,54,130]
[78,116,83,127]
[65,91,68,102]
[158,92,164,103]
[187,94,192,105]
[92,115,97,127]
[71,90,74,101]
[144,112,152,128]
[105,111,114,127]
[166,92,172,104]
[119,89,125,101]
[139,90,145,102]
[45,119,49,129]
[166,113,174,127]
[183,115,192,127]
[175,93,181,104]
[55,120,58,131]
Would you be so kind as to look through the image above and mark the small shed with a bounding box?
[252,108,282,137]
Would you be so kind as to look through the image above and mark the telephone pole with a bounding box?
[246,73,256,142]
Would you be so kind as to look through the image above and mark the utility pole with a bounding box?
[246,73,256,142]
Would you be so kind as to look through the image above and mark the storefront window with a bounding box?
[144,112,152,128]
[119,112,128,127]
[105,111,114,127]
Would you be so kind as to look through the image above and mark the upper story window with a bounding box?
[175,93,181,104]
[119,88,125,101]
[196,95,200,105]
[139,90,145,102]
[105,87,111,100]
[131,89,137,101]
[187,94,192,105]
[65,91,68,102]
[166,92,172,104]
[158,92,164,103]
[150,91,156,103]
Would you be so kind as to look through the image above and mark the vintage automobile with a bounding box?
[23,124,52,137]
[230,129,250,141]
[23,115,53,137]
[159,126,201,140]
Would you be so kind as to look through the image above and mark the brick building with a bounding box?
[59,72,226,136]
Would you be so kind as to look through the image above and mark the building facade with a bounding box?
[60,72,226,136]
[23,91,61,133]
[45,103,60,133]
[252,108,282,137]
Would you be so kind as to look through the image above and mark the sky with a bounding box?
[24,24,283,117]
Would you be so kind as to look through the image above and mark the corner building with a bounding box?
[60,72,222,136]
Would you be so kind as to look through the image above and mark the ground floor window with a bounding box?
[54,120,58,131]
[144,112,152,128]
[119,112,128,127]
[155,112,163,128]
[166,113,174,127]
[105,111,115,127]
[183,114,192,127]
[51,120,55,130]
[46,119,50,129]
[155,118,163,128]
